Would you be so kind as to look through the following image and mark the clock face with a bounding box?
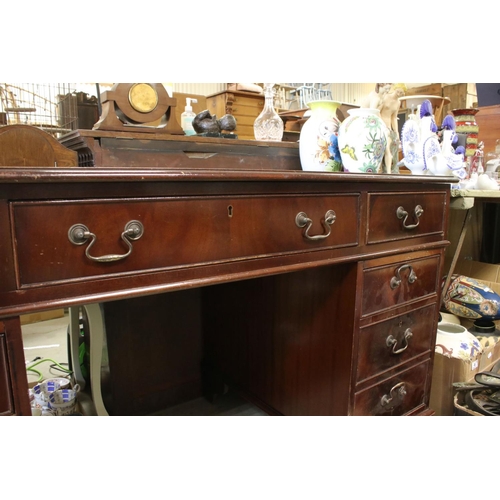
[128,83,159,113]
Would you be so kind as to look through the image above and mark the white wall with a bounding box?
[329,83,375,105]
[170,83,226,95]
[74,83,382,105]
[170,83,375,106]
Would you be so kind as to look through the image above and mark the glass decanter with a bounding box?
[253,83,284,141]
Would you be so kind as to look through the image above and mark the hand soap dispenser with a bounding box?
[181,98,198,136]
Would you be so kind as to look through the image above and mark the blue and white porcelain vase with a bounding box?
[299,100,342,172]
[337,108,387,173]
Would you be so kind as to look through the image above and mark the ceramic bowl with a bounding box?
[44,377,71,390]
[32,380,61,408]
[435,322,482,361]
[48,388,79,416]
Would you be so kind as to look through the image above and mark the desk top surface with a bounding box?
[0,167,457,185]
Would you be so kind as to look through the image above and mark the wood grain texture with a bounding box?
[0,125,77,167]
[476,104,500,156]
[0,128,452,415]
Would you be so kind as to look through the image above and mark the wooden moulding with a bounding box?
[59,129,302,171]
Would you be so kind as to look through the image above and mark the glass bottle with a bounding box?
[254,83,284,141]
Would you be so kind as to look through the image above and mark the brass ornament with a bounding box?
[128,83,159,113]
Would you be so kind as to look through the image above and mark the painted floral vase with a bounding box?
[435,322,482,361]
[337,108,387,173]
[451,108,479,159]
[442,274,500,320]
[299,100,342,172]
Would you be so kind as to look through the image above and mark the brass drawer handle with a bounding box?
[68,220,144,263]
[397,204,423,229]
[386,328,413,354]
[380,382,407,408]
[390,264,417,289]
[296,210,336,241]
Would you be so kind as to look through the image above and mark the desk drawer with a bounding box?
[361,253,441,316]
[353,360,430,416]
[356,303,437,384]
[366,191,447,245]
[12,194,359,286]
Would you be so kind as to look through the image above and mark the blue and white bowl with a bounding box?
[48,388,79,416]
[32,380,61,408]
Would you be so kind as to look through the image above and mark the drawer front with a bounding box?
[356,303,437,383]
[230,95,264,117]
[366,191,447,244]
[361,253,441,316]
[233,123,256,140]
[12,194,360,286]
[233,115,261,128]
[353,360,430,416]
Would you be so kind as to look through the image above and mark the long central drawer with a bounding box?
[12,194,360,286]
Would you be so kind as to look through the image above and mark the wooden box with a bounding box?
[206,90,264,140]
[59,129,301,171]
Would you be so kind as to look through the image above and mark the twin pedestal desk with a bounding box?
[0,131,452,416]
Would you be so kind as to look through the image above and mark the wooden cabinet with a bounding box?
[206,90,264,140]
[476,104,500,156]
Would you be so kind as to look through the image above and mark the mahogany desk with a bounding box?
[0,164,452,416]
